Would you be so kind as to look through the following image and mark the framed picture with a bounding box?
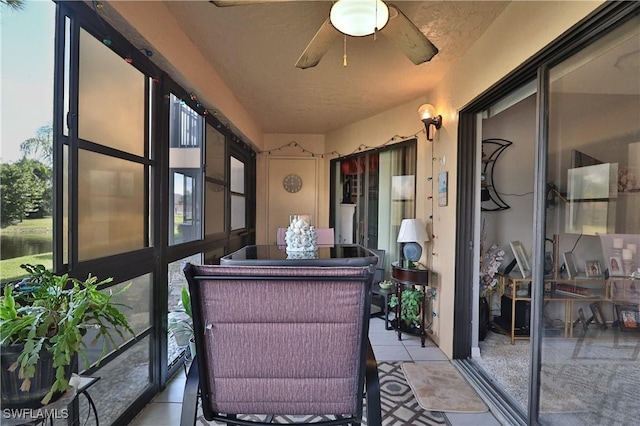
[589,302,607,329]
[585,260,602,277]
[563,252,578,278]
[615,304,640,331]
[509,241,531,278]
[609,256,623,276]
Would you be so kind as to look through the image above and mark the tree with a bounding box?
[0,159,49,226]
[20,123,53,166]
[0,0,25,10]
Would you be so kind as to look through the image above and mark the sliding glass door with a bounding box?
[541,17,640,425]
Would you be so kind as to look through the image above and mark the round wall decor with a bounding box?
[283,174,303,193]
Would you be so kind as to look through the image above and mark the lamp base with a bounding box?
[403,242,422,262]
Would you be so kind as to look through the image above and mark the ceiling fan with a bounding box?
[210,0,438,69]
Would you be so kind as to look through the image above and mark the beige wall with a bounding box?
[256,134,328,245]
[324,1,603,358]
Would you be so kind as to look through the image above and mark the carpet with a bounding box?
[476,330,640,422]
[401,362,488,414]
[195,362,448,425]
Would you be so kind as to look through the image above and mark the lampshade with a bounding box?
[330,0,389,37]
[397,218,429,243]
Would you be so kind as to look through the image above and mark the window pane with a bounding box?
[205,181,225,235]
[78,336,151,426]
[78,29,145,156]
[168,254,201,368]
[0,0,55,284]
[230,156,244,194]
[169,94,203,245]
[63,145,68,264]
[78,150,145,261]
[206,124,225,180]
[541,18,640,426]
[231,194,245,230]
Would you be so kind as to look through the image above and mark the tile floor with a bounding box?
[130,318,501,426]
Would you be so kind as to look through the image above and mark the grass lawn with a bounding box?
[1,217,53,283]
[0,252,53,284]
[1,217,53,234]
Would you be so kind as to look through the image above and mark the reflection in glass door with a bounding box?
[542,17,640,425]
[332,140,416,270]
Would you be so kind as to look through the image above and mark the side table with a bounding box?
[371,282,394,330]
[2,375,100,426]
[391,262,430,347]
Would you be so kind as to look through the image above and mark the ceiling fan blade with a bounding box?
[295,18,339,69]
[382,5,438,65]
[210,0,290,6]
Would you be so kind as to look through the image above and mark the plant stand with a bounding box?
[391,262,430,347]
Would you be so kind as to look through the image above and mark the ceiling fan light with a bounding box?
[330,0,389,37]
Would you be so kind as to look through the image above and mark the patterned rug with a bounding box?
[195,362,448,425]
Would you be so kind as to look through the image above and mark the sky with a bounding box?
[1,0,55,163]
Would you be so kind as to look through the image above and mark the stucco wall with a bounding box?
[324,1,604,358]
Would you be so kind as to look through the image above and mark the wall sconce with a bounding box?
[418,104,442,141]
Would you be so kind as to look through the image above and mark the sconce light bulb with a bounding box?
[418,103,437,121]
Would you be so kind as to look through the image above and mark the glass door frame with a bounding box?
[454,2,640,424]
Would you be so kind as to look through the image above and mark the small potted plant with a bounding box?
[389,287,424,330]
[0,264,134,408]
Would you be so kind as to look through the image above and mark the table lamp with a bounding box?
[397,218,429,267]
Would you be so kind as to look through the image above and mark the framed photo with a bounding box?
[585,260,602,277]
[615,304,640,331]
[589,302,607,329]
[609,256,623,276]
[563,252,578,278]
[509,241,531,278]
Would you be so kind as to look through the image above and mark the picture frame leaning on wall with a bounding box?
[563,251,579,278]
[510,241,531,278]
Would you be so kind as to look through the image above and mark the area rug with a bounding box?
[195,362,448,425]
[401,362,488,413]
[476,330,640,420]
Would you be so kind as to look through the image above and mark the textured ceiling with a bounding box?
[109,1,511,134]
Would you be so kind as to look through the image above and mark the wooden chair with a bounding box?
[181,264,382,426]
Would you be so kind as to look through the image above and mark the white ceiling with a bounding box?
[107,1,511,135]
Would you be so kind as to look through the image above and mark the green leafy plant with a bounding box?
[168,287,193,346]
[389,287,423,328]
[0,264,134,405]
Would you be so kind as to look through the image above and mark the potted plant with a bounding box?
[168,287,195,358]
[389,286,424,330]
[0,264,134,408]
[479,232,505,340]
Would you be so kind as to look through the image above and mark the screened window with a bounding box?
[169,94,203,245]
[230,156,245,230]
[205,124,225,235]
